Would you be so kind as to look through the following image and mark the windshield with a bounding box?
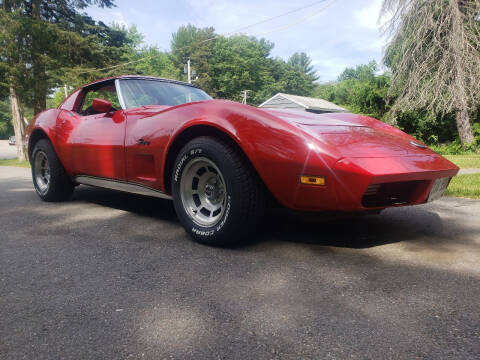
[119,79,212,109]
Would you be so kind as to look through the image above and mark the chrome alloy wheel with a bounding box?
[180,157,227,227]
[34,150,51,195]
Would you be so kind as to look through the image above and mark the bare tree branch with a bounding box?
[381,0,480,145]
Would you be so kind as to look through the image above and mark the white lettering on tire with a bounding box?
[216,195,231,232]
[189,149,202,155]
[174,148,203,182]
[191,227,215,236]
[190,196,231,237]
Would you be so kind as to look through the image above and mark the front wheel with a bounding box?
[172,136,264,246]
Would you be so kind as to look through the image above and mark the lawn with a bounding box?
[0,159,30,167]
[444,155,480,169]
[446,173,480,200]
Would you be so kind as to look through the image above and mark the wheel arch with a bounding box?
[28,128,54,160]
[163,124,268,197]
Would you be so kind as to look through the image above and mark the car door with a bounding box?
[119,78,213,189]
[120,79,175,188]
[56,80,127,180]
[123,105,169,188]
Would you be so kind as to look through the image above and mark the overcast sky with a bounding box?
[87,0,386,82]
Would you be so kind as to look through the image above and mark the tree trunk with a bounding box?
[9,86,27,161]
[31,0,47,115]
[450,0,475,148]
[32,61,47,115]
[456,108,474,147]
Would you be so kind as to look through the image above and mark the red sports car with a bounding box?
[26,75,459,246]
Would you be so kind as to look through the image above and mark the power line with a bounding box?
[76,0,337,76]
[252,0,339,37]
[224,0,330,36]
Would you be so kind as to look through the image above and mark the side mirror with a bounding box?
[92,98,112,113]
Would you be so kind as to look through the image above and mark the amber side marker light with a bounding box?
[300,175,326,186]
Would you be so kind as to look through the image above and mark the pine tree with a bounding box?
[0,0,129,160]
[288,52,319,82]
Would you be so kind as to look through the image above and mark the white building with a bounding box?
[259,93,347,114]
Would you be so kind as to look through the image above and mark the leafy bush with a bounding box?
[429,123,479,154]
[0,98,13,139]
[314,61,390,120]
[394,111,458,144]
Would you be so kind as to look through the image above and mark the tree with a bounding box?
[108,24,179,80]
[0,2,29,159]
[46,88,67,109]
[209,35,275,104]
[314,63,390,120]
[24,0,117,114]
[170,25,216,93]
[382,0,480,147]
[1,1,121,112]
[208,35,316,104]
[123,46,179,79]
[263,58,315,98]
[0,0,129,159]
[288,52,319,82]
[337,61,378,82]
[0,99,13,139]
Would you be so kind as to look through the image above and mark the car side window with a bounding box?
[79,83,122,116]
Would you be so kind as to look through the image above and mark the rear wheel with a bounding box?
[31,139,73,201]
[172,136,264,246]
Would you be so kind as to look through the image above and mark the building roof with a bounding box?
[259,93,347,112]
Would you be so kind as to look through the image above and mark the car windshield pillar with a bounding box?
[115,79,127,110]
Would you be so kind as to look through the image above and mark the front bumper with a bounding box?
[291,155,459,212]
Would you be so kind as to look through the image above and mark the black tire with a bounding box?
[172,136,264,246]
[31,139,73,201]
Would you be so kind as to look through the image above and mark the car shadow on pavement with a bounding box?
[259,204,480,254]
[69,185,479,252]
[257,208,442,249]
[72,185,178,222]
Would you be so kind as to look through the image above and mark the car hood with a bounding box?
[261,108,436,158]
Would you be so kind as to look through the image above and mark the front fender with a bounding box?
[163,101,342,209]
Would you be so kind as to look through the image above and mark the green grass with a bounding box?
[445,173,480,199]
[0,158,30,167]
[444,155,480,169]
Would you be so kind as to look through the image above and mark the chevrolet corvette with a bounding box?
[26,75,459,246]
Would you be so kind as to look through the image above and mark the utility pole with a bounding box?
[64,84,68,98]
[187,59,191,84]
[241,90,250,104]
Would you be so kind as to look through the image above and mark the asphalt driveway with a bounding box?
[1,166,479,359]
